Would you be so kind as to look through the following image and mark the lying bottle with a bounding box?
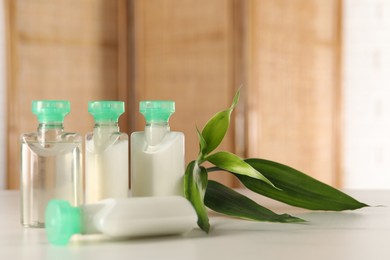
[45,196,197,246]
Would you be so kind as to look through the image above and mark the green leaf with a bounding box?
[184,160,210,232]
[201,90,240,155]
[206,151,276,189]
[230,88,240,110]
[196,127,207,156]
[238,158,368,211]
[205,180,304,223]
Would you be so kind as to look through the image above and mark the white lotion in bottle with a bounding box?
[85,101,129,203]
[45,196,197,245]
[131,101,184,196]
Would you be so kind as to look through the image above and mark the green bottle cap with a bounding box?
[32,100,70,123]
[45,200,81,246]
[140,101,175,123]
[88,101,125,122]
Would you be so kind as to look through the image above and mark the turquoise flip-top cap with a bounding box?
[88,101,125,122]
[140,101,175,123]
[45,200,81,246]
[32,100,70,123]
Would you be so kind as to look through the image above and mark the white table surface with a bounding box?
[1,189,389,260]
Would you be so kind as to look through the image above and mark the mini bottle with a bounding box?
[20,100,83,228]
[85,101,129,203]
[131,101,185,196]
[45,196,197,245]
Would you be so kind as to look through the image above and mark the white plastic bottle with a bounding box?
[131,101,184,196]
[20,100,83,228]
[85,101,129,203]
[45,196,197,245]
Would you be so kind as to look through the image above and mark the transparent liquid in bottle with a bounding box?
[20,100,83,228]
[21,134,83,228]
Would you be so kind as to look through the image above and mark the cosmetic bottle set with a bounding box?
[20,100,195,245]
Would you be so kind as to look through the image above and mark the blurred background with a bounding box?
[0,0,389,190]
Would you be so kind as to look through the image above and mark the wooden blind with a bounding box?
[6,0,129,189]
[6,0,341,189]
[130,0,239,186]
[246,0,342,186]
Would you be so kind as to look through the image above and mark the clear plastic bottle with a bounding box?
[45,196,197,246]
[131,101,184,196]
[20,100,83,228]
[85,101,129,203]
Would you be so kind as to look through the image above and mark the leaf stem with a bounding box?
[197,153,205,165]
[206,166,222,173]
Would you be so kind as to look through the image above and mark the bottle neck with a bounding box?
[94,121,119,132]
[145,122,170,146]
[37,122,64,143]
